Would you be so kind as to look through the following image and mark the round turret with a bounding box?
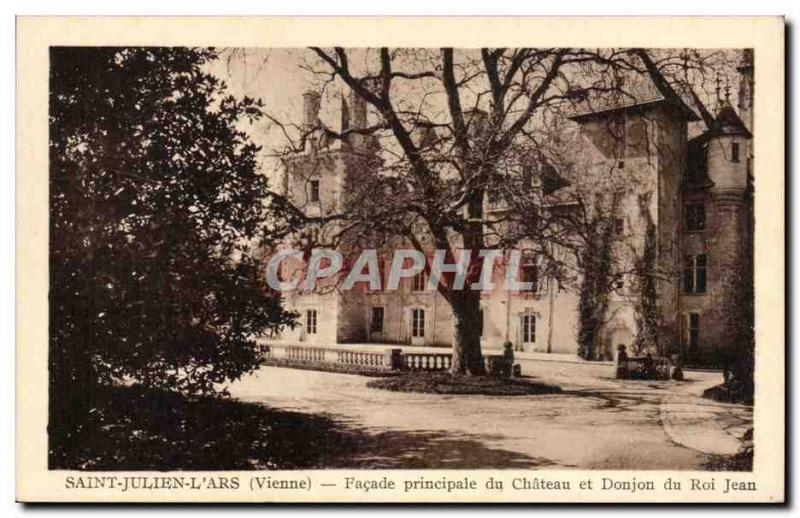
[705,101,752,202]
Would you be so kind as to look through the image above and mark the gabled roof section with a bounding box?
[566,69,701,123]
[568,97,700,123]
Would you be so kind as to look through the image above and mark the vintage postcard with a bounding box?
[16,17,784,503]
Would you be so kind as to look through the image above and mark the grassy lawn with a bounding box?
[367,372,562,396]
[49,385,362,471]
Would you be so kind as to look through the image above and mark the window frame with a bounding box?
[686,312,700,350]
[370,306,384,333]
[521,313,536,344]
[305,309,318,335]
[467,198,483,220]
[614,217,625,235]
[682,254,708,294]
[684,202,706,233]
[309,178,320,203]
[520,249,539,293]
[411,308,425,338]
[411,271,427,292]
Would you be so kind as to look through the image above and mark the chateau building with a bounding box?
[269,51,754,365]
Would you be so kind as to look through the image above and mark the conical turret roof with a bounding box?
[713,100,752,138]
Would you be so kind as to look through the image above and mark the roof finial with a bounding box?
[714,74,722,105]
[681,49,690,82]
[724,75,731,103]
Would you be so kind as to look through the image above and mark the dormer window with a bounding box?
[310,179,320,203]
[731,142,741,163]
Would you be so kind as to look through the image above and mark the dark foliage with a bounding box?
[576,214,617,360]
[49,47,297,456]
[722,254,755,401]
[367,372,562,396]
[702,428,754,471]
[49,385,556,470]
[49,386,360,470]
[702,382,754,406]
[632,195,662,356]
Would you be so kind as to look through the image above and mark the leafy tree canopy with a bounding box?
[49,47,295,398]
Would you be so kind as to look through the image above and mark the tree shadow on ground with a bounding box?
[554,388,663,412]
[49,385,552,470]
[338,430,555,469]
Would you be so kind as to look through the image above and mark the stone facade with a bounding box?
[270,53,754,365]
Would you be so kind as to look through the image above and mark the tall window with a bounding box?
[688,313,700,350]
[370,306,384,333]
[305,309,318,335]
[684,203,706,232]
[520,249,539,292]
[614,218,625,235]
[310,179,320,202]
[521,313,536,343]
[478,309,484,338]
[411,309,425,338]
[412,271,426,292]
[731,142,740,163]
[683,254,707,294]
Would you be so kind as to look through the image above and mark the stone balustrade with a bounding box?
[403,353,452,372]
[258,342,522,378]
[261,343,400,375]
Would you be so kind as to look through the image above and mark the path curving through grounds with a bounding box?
[227,360,752,470]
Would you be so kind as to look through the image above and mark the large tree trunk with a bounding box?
[449,292,486,376]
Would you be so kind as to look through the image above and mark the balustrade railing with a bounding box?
[261,343,398,373]
[258,343,520,377]
[403,353,452,372]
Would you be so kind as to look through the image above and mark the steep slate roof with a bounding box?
[711,101,752,138]
[687,99,753,146]
[566,71,701,123]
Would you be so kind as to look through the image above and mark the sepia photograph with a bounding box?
[15,16,785,504]
[48,44,756,472]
